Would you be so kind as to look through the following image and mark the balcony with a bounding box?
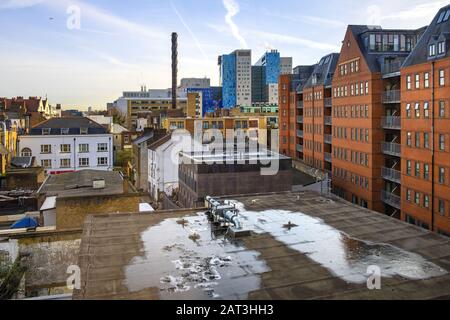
[381,116,401,130]
[381,191,401,210]
[382,90,401,104]
[297,130,304,138]
[381,60,403,78]
[382,142,401,157]
[297,101,304,109]
[296,144,303,153]
[324,116,332,126]
[324,98,332,107]
[382,167,401,184]
[324,153,332,163]
[324,134,332,144]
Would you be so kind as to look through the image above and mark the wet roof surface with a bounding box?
[74,192,450,300]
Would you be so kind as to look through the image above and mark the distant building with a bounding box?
[178,151,293,208]
[18,117,113,174]
[61,109,83,117]
[219,49,252,108]
[0,96,48,127]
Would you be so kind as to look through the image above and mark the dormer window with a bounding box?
[429,44,436,57]
[438,41,446,55]
[61,128,69,135]
[80,127,88,135]
[42,128,51,135]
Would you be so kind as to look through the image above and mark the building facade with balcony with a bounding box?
[331,25,423,213]
[18,117,113,174]
[401,5,450,236]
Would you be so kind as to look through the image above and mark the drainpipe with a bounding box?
[431,61,435,232]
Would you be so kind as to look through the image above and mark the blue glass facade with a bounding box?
[264,51,281,85]
[220,53,236,109]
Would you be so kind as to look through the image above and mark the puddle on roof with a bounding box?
[231,201,447,283]
[123,214,270,300]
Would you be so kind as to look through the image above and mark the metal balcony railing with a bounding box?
[324,98,332,107]
[382,90,401,104]
[324,116,332,125]
[381,116,401,130]
[381,191,401,209]
[324,153,332,163]
[382,142,401,157]
[381,60,403,76]
[297,101,304,109]
[381,167,402,184]
[324,134,332,144]
[297,130,304,138]
[297,116,304,123]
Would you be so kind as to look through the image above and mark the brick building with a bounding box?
[400,5,450,236]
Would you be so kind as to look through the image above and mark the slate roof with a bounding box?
[403,4,450,67]
[29,117,108,135]
[303,53,340,89]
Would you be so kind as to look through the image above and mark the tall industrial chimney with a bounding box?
[171,32,178,109]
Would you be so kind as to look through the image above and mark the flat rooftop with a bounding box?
[181,151,291,164]
[74,191,450,300]
[38,170,125,198]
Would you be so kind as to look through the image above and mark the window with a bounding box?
[21,148,32,157]
[429,44,436,57]
[41,159,52,168]
[424,133,429,149]
[424,73,430,88]
[42,128,51,135]
[406,160,411,175]
[79,144,89,153]
[439,167,445,184]
[365,82,369,94]
[415,192,420,205]
[415,103,420,118]
[61,128,69,135]
[40,145,51,154]
[424,195,430,209]
[406,75,412,90]
[424,102,429,118]
[440,134,445,151]
[60,159,71,168]
[440,101,445,118]
[407,132,412,147]
[438,41,445,55]
[424,164,430,180]
[439,69,445,86]
[98,157,108,166]
[406,104,411,118]
[439,200,445,215]
[98,143,108,152]
[60,144,71,153]
[415,132,420,148]
[406,189,411,201]
[415,74,420,89]
[415,162,420,177]
[79,158,89,167]
[80,127,88,135]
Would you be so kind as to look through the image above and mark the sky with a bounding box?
[0,0,447,110]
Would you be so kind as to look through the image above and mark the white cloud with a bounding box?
[250,30,340,52]
[0,0,45,9]
[222,0,248,48]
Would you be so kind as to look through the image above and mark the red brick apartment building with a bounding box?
[279,66,315,159]
[401,5,450,237]
[302,54,339,174]
[279,4,450,236]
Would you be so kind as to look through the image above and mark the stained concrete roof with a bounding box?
[74,191,450,300]
[37,170,125,198]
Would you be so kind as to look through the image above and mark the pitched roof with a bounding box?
[304,53,339,88]
[403,4,450,67]
[32,117,105,129]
